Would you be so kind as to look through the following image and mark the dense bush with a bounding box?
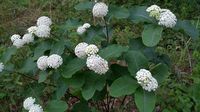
[0,0,199,112]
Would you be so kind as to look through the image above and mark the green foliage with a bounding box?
[0,0,199,112]
[135,88,156,112]
[110,76,138,97]
[142,25,163,47]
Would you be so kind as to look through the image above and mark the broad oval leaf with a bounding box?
[175,20,199,40]
[109,76,139,97]
[135,88,156,112]
[129,6,154,23]
[46,100,68,112]
[33,41,52,60]
[1,46,17,63]
[151,63,169,84]
[142,24,163,47]
[99,44,128,60]
[125,50,148,76]
[38,71,48,83]
[61,58,86,78]
[50,40,65,55]
[109,5,130,19]
[82,72,106,100]
[74,1,93,11]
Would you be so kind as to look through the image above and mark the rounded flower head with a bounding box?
[28,26,38,34]
[13,39,25,48]
[86,55,109,75]
[11,34,21,43]
[23,97,35,110]
[37,16,52,26]
[146,5,161,20]
[29,104,43,112]
[37,56,48,70]
[35,25,51,38]
[92,2,108,18]
[47,54,63,69]
[22,33,34,44]
[75,42,88,58]
[77,26,86,35]
[0,62,4,72]
[83,23,91,29]
[136,69,158,92]
[85,44,99,56]
[158,9,177,28]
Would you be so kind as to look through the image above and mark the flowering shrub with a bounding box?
[0,1,199,112]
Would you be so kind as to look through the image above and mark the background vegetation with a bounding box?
[0,0,200,111]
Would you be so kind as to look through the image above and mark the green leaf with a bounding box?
[82,72,106,100]
[64,73,85,89]
[109,5,130,19]
[50,40,65,55]
[129,38,145,51]
[1,46,17,63]
[72,101,90,112]
[109,76,138,97]
[175,20,199,40]
[142,24,163,47]
[19,58,37,74]
[129,6,154,23]
[38,71,47,83]
[135,88,156,112]
[74,1,93,11]
[56,81,68,99]
[61,58,86,78]
[125,51,148,76]
[99,44,128,60]
[151,63,169,84]
[46,100,68,112]
[33,41,51,59]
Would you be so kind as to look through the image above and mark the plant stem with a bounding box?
[103,17,110,45]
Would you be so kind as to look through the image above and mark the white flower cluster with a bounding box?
[74,42,109,75]
[32,16,52,38]
[136,69,158,92]
[158,9,177,28]
[77,23,91,35]
[0,62,4,72]
[92,2,108,18]
[146,5,177,28]
[23,97,43,112]
[86,55,109,75]
[37,54,63,70]
[10,16,52,48]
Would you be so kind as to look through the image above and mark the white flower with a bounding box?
[136,69,158,92]
[75,42,88,58]
[23,97,35,110]
[37,16,52,26]
[158,9,177,28]
[0,63,4,72]
[146,5,161,12]
[86,55,109,75]
[22,33,34,44]
[37,56,48,70]
[11,34,21,43]
[146,5,161,20]
[83,23,91,29]
[28,26,38,34]
[77,26,86,35]
[29,104,43,112]
[92,2,108,18]
[35,25,51,38]
[85,44,99,56]
[47,54,63,69]
[13,39,25,48]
